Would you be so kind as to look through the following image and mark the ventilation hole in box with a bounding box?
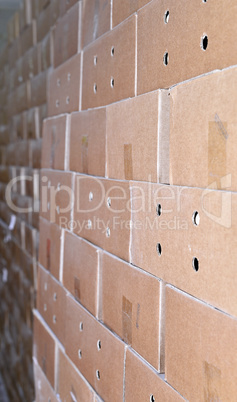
[163,52,169,66]
[94,83,97,93]
[53,315,56,324]
[79,322,83,331]
[201,34,208,50]
[192,211,200,226]
[156,243,162,256]
[44,282,47,291]
[88,219,92,229]
[67,73,71,81]
[44,303,47,312]
[89,191,93,202]
[96,370,100,380]
[107,197,111,207]
[97,340,101,351]
[164,10,169,24]
[47,202,50,211]
[78,349,82,359]
[111,46,115,56]
[156,203,162,216]
[150,395,155,402]
[106,227,110,237]
[202,0,207,2]
[111,77,114,88]
[56,205,60,215]
[53,292,57,301]
[57,78,60,87]
[56,99,59,107]
[66,96,70,104]
[47,180,51,188]
[192,257,199,272]
[94,55,97,66]
[48,398,51,402]
[57,183,61,191]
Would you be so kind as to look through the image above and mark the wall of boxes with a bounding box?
[0,0,237,400]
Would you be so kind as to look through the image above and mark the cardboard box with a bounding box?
[65,295,125,402]
[63,231,99,317]
[57,348,95,401]
[113,0,151,27]
[39,31,53,72]
[22,46,39,82]
[101,252,164,371]
[19,21,37,56]
[37,0,60,42]
[30,139,42,169]
[30,70,48,108]
[32,0,50,19]
[82,15,136,109]
[69,108,106,176]
[37,265,66,345]
[81,0,110,49]
[138,0,237,94]
[159,66,237,190]
[33,311,55,388]
[26,107,40,139]
[166,286,237,401]
[41,114,69,170]
[48,53,81,116]
[125,348,185,402]
[106,91,159,181]
[38,217,62,280]
[131,181,237,317]
[54,3,80,68]
[73,175,131,261]
[40,169,75,227]
[33,360,58,402]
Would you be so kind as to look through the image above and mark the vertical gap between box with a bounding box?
[135,14,138,97]
[59,229,65,284]
[79,51,83,111]
[64,114,71,171]
[110,0,113,30]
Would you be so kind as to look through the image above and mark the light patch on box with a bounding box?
[124,144,133,180]
[208,116,228,190]
[81,135,89,174]
[203,361,221,401]
[122,295,132,344]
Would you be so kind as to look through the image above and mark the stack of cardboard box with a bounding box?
[0,0,237,400]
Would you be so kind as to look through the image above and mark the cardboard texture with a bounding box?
[48,53,81,116]
[19,21,37,56]
[113,0,151,27]
[30,70,48,108]
[22,45,39,82]
[81,0,110,49]
[73,175,131,261]
[65,295,125,402]
[39,32,52,72]
[60,0,79,16]
[58,349,95,401]
[37,0,60,43]
[166,286,237,401]
[160,66,237,190]
[40,169,75,227]
[54,3,80,68]
[38,217,61,280]
[41,114,69,170]
[131,181,237,317]
[101,252,163,371]
[106,91,159,182]
[69,108,106,176]
[37,265,66,345]
[137,0,237,93]
[33,360,58,402]
[63,231,99,317]
[82,15,136,109]
[125,348,185,402]
[33,312,55,388]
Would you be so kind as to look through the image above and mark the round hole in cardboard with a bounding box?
[53,292,57,301]
[56,99,60,107]
[96,370,100,380]
[111,46,115,56]
[156,243,162,256]
[67,73,71,81]
[97,340,101,350]
[107,197,111,207]
[44,282,47,291]
[150,395,155,402]
[79,322,83,331]
[111,77,114,88]
[106,227,110,237]
[78,349,82,359]
[57,78,60,87]
[201,34,208,50]
[44,303,47,311]
[53,315,56,324]
[94,83,97,93]
[94,55,97,66]
[89,192,93,202]
[163,52,169,66]
[164,10,169,24]
[88,219,92,229]
[66,96,70,104]
[192,211,200,226]
[192,257,199,272]
[56,205,60,215]
[156,203,162,216]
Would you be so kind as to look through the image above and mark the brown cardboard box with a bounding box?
[30,70,48,108]
[54,2,80,68]
[137,0,237,94]
[69,108,106,176]
[73,175,131,261]
[33,311,55,388]
[48,53,81,116]
[22,45,39,81]
[38,217,62,280]
[106,91,159,182]
[30,139,42,169]
[32,0,50,19]
[37,0,60,42]
[41,114,69,170]
[131,181,237,318]
[65,295,125,402]
[37,265,66,345]
[63,231,99,317]
[166,286,237,401]
[57,348,95,401]
[81,0,110,49]
[40,169,75,227]
[101,252,164,371]
[113,0,151,27]
[39,31,53,72]
[125,348,185,402]
[159,66,237,190]
[19,21,37,55]
[26,107,40,139]
[82,15,136,109]
[33,360,58,402]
